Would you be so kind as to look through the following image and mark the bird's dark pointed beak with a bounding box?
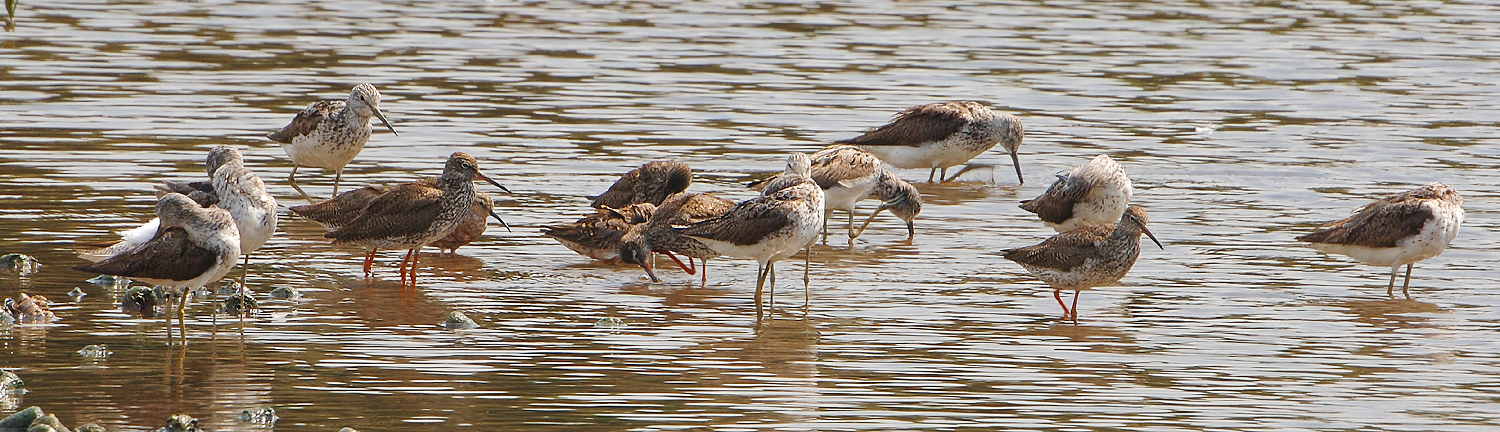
[1010,150,1023,185]
[474,171,512,194]
[374,108,398,136]
[487,209,512,232]
[1142,225,1163,250]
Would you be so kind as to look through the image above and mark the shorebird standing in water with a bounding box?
[1020,154,1133,233]
[291,177,508,256]
[543,203,657,262]
[148,146,276,283]
[322,152,509,287]
[619,192,736,284]
[750,145,922,241]
[590,160,692,209]
[1297,182,1463,298]
[680,153,825,319]
[74,193,241,343]
[267,83,397,196]
[1003,205,1162,322]
[837,101,1024,184]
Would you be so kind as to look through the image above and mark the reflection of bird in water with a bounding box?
[837,101,1024,184]
[543,203,656,262]
[589,160,692,209]
[679,153,825,319]
[1020,154,1132,233]
[619,192,735,283]
[750,145,923,241]
[1297,182,1463,298]
[1003,205,1162,322]
[322,153,509,287]
[74,193,241,343]
[267,83,398,195]
[1331,298,1444,330]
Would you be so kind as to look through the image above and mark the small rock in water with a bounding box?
[268,285,298,299]
[67,287,87,299]
[594,317,625,329]
[31,413,69,432]
[1,370,24,394]
[238,406,278,426]
[75,424,109,432]
[156,413,201,432]
[0,253,41,276]
[0,309,14,326]
[86,274,132,290]
[216,280,243,296]
[337,428,360,432]
[78,344,112,359]
[444,311,478,330]
[221,290,258,316]
[122,286,160,318]
[4,293,55,323]
[0,406,42,430]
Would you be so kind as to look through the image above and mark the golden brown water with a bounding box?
[3,0,1500,430]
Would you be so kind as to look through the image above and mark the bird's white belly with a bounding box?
[864,143,983,170]
[282,130,368,169]
[1310,207,1462,267]
[823,177,877,213]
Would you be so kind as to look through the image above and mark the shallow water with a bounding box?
[3,0,1500,430]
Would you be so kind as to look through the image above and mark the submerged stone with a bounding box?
[268,286,297,300]
[4,294,54,324]
[594,316,625,329]
[122,287,159,318]
[73,425,106,432]
[154,414,198,432]
[444,311,478,330]
[238,407,277,425]
[28,413,67,432]
[66,288,86,299]
[0,254,41,276]
[85,275,130,290]
[77,345,111,359]
[0,406,43,430]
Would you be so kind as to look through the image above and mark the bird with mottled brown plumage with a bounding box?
[751,145,923,241]
[589,160,692,209]
[837,101,1023,184]
[619,192,736,284]
[543,203,656,262]
[291,177,507,255]
[267,83,398,195]
[1297,182,1463,298]
[1003,205,1162,322]
[322,152,508,287]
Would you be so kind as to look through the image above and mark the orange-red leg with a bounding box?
[662,250,694,274]
[1053,289,1071,320]
[398,249,415,285]
[362,249,377,275]
[700,259,708,286]
[408,249,421,287]
[1069,290,1081,322]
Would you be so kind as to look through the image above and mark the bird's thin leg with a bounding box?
[754,263,768,321]
[1402,264,1414,299]
[240,253,250,286]
[399,249,415,286]
[846,209,856,241]
[926,167,938,183]
[700,259,709,286]
[1053,289,1070,320]
[332,168,343,196]
[408,249,421,287]
[1070,290,1082,323]
[1386,265,1399,298]
[938,167,948,183]
[363,249,377,276]
[178,293,188,345]
[768,262,777,317]
[803,242,812,309]
[821,213,830,244]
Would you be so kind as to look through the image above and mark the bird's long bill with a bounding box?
[1010,150,1024,185]
[905,220,915,240]
[486,209,512,232]
[854,204,889,238]
[642,251,661,283]
[474,171,513,194]
[1142,225,1164,250]
[373,109,398,136]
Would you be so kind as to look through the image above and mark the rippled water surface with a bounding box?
[4,0,1500,430]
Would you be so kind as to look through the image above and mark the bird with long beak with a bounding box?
[268,82,399,195]
[323,152,509,287]
[1002,205,1162,322]
[837,101,1023,184]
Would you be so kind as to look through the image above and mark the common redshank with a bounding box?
[1003,205,1162,322]
[322,152,508,286]
[590,160,692,209]
[619,192,735,284]
[542,203,656,262]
